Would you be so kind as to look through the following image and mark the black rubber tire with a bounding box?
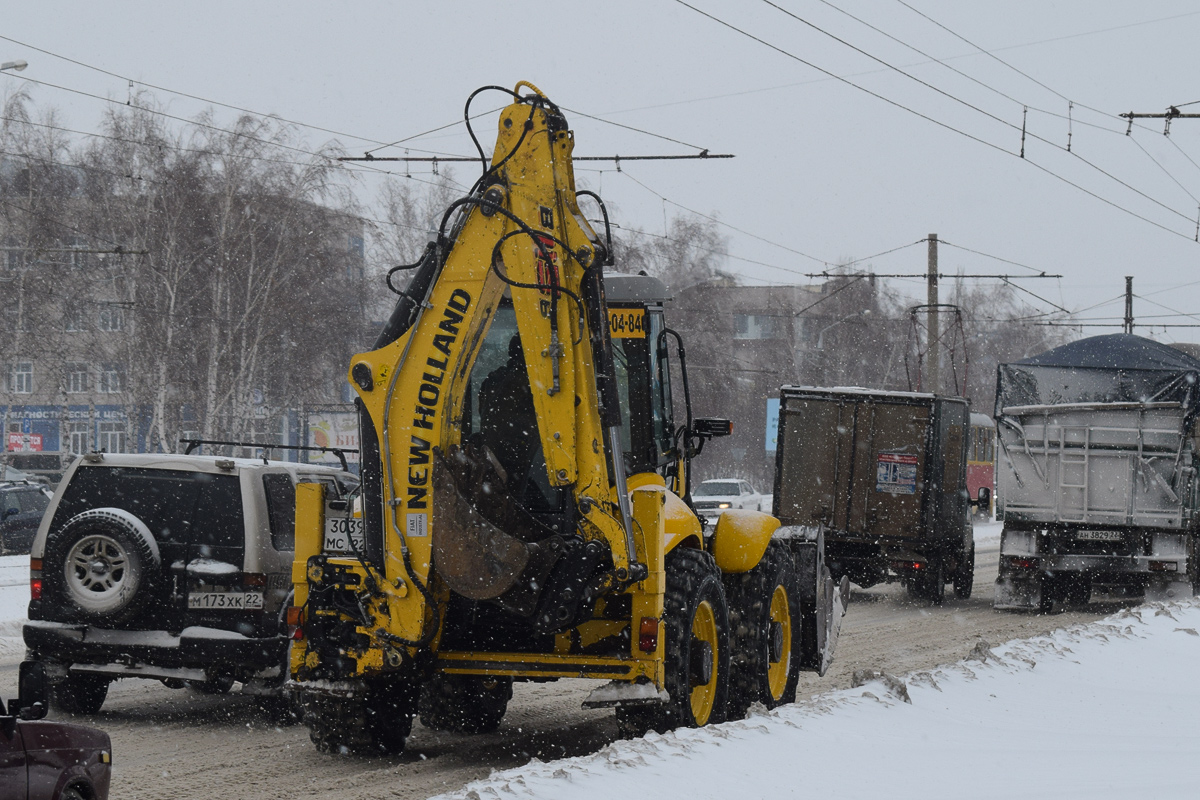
[418,674,513,734]
[724,541,801,720]
[365,678,419,754]
[43,508,160,625]
[953,540,976,600]
[904,557,945,605]
[60,786,87,800]
[52,672,110,715]
[304,677,418,755]
[616,547,730,737]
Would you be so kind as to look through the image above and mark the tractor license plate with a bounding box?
[1076,531,1123,542]
[324,515,365,554]
[187,592,264,610]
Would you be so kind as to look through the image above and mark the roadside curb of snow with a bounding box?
[433,596,1200,800]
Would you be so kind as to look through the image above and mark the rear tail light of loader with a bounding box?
[639,617,660,653]
[287,605,305,639]
[29,558,42,601]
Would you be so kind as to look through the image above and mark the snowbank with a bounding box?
[436,598,1200,800]
[0,554,29,661]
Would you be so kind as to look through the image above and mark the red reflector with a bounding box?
[286,606,304,627]
[290,626,305,641]
[1006,556,1040,570]
[1149,561,1179,572]
[30,578,42,601]
[638,617,660,653]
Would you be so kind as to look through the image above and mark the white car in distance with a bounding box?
[691,479,767,523]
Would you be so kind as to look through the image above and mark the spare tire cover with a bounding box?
[44,507,161,624]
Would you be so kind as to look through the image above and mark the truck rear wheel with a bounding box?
[616,547,729,736]
[418,674,513,734]
[724,541,800,719]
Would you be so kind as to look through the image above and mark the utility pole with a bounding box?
[1124,276,1134,334]
[927,233,939,394]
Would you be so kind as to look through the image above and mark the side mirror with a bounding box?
[9,661,48,720]
[693,418,733,439]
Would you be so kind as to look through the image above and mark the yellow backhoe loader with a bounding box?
[288,82,848,754]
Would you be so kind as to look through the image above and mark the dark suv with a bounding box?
[1,481,52,555]
[22,452,356,714]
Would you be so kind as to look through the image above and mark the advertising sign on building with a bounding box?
[307,412,359,465]
[6,432,43,452]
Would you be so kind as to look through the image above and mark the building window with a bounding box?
[99,364,124,394]
[67,238,89,269]
[64,304,86,332]
[3,305,26,333]
[69,421,89,454]
[65,362,89,394]
[97,421,126,453]
[98,304,124,332]
[733,313,784,340]
[8,362,32,394]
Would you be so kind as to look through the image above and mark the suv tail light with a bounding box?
[29,558,42,601]
[243,572,267,588]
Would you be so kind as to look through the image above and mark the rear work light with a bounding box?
[638,617,660,653]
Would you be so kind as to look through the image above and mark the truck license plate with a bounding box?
[187,592,264,610]
[324,515,365,554]
[1076,531,1123,542]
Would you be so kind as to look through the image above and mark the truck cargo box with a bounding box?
[994,334,1200,611]
[773,386,972,602]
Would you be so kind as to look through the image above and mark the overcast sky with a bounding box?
[4,1,1200,339]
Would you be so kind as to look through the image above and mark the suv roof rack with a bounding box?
[179,439,358,472]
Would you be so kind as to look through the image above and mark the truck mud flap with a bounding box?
[993,572,1041,610]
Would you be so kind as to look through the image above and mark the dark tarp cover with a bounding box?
[995,334,1200,415]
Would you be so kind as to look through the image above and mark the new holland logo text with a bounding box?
[407,288,471,510]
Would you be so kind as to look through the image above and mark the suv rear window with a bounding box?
[51,466,244,549]
[262,474,296,551]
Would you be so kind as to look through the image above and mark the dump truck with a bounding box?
[772,387,974,603]
[286,82,847,754]
[994,333,1200,611]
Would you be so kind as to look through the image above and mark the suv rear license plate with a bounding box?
[1076,531,1123,542]
[188,592,264,610]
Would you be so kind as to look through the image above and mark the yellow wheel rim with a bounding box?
[766,584,792,701]
[689,599,719,725]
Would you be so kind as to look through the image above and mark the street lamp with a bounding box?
[1,60,28,72]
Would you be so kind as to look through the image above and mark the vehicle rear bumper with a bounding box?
[23,620,286,682]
